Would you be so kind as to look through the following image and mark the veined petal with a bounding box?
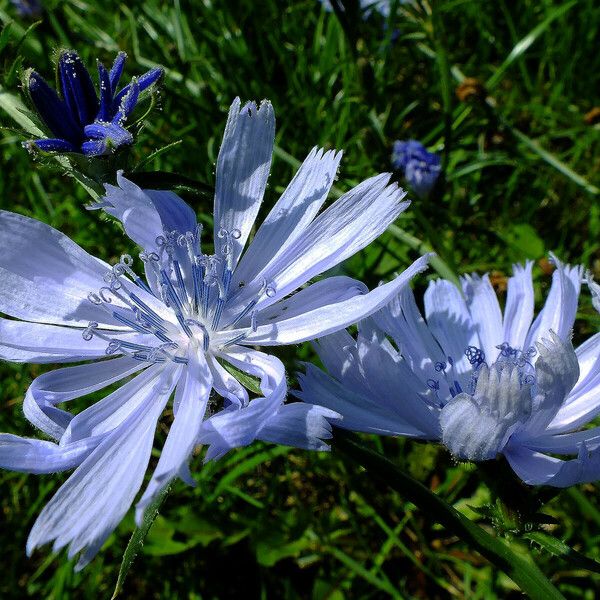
[60,363,171,445]
[135,348,212,522]
[26,70,80,143]
[0,319,133,364]
[502,261,534,350]
[239,255,430,346]
[234,175,409,312]
[354,321,440,436]
[23,357,144,441]
[374,286,446,383]
[214,98,275,268]
[0,434,100,474]
[94,173,197,253]
[546,332,600,433]
[524,256,583,349]
[424,279,478,378]
[250,276,368,325]
[505,444,600,487]
[233,147,342,287]
[312,329,357,382]
[26,364,179,570]
[522,331,579,437]
[257,402,340,451]
[207,355,249,407]
[462,273,503,364]
[525,425,600,455]
[200,349,286,460]
[297,364,428,437]
[57,50,99,129]
[0,211,123,327]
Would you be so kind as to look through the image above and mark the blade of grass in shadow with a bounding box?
[335,431,565,600]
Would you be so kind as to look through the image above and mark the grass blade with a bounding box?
[111,485,171,599]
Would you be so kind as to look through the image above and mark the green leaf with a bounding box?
[111,485,170,599]
[335,432,565,600]
[523,531,600,575]
[0,85,44,137]
[218,359,263,396]
[256,534,312,567]
[498,223,545,261]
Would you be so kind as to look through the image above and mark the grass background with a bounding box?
[0,0,599,597]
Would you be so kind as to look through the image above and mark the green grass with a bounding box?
[0,0,599,597]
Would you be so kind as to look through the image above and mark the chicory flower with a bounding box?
[298,258,600,487]
[23,49,163,156]
[391,139,441,199]
[0,97,429,568]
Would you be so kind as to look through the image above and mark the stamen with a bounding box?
[221,332,248,349]
[222,299,257,329]
[185,319,210,351]
[465,346,486,366]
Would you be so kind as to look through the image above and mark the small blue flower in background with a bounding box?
[391,139,441,198]
[299,257,600,487]
[0,97,429,568]
[320,0,391,18]
[24,50,163,156]
[10,0,42,18]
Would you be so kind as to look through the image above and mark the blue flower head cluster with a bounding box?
[24,50,163,156]
[392,139,441,199]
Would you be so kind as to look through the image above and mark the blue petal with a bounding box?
[505,444,600,487]
[109,51,128,92]
[135,349,212,523]
[26,70,80,142]
[82,121,133,155]
[297,364,427,437]
[0,434,98,474]
[200,350,286,460]
[213,98,275,268]
[117,76,140,119]
[23,357,144,441]
[96,62,112,122]
[30,138,77,153]
[80,138,108,156]
[112,66,163,112]
[92,172,197,252]
[57,50,99,128]
[26,364,179,570]
[257,402,340,451]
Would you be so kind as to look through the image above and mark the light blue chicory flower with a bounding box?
[298,258,600,487]
[0,97,429,568]
[391,139,441,199]
[24,50,163,156]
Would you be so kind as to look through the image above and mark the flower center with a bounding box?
[438,343,537,461]
[81,226,273,364]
